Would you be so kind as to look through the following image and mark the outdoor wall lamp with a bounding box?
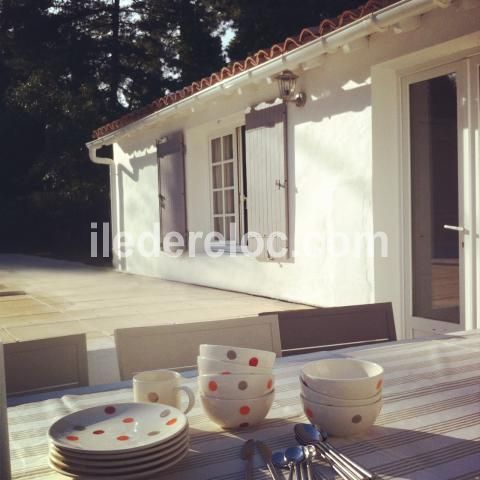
[274,70,307,107]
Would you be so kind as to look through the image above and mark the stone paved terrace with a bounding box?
[0,254,307,384]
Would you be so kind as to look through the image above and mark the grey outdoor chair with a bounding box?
[261,302,396,356]
[114,315,281,380]
[0,342,11,479]
[4,334,89,396]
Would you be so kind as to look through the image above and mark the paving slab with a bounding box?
[0,297,59,318]
[0,254,307,383]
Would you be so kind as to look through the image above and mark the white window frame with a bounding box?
[235,126,248,240]
[208,126,247,252]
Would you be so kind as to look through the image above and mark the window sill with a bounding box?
[208,243,250,256]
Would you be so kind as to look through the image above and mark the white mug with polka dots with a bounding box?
[133,370,195,414]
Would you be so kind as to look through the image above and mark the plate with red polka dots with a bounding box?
[49,427,188,461]
[48,403,188,454]
[49,437,189,475]
[48,443,190,479]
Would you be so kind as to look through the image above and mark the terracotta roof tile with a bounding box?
[92,0,398,140]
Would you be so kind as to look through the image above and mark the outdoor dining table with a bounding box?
[7,330,480,480]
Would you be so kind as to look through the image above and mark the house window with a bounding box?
[205,102,288,260]
[210,128,247,244]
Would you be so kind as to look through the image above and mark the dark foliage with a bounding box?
[0,0,365,262]
[207,0,367,62]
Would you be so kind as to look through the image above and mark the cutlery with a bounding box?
[295,424,356,480]
[305,445,328,480]
[256,441,284,480]
[294,424,363,480]
[303,445,328,480]
[273,450,292,479]
[241,439,255,480]
[285,446,304,480]
[301,446,311,480]
[317,428,375,480]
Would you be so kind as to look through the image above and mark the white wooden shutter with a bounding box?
[245,102,289,261]
[156,131,187,250]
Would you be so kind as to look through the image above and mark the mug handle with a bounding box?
[175,385,195,414]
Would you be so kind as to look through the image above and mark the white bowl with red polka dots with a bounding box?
[200,390,275,429]
[199,345,276,369]
[301,358,384,400]
[198,373,274,400]
[48,403,188,454]
[300,381,382,407]
[197,356,272,375]
[301,394,383,437]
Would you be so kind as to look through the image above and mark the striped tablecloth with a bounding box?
[8,330,480,480]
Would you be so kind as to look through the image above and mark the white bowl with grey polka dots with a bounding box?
[301,358,384,400]
[301,394,383,437]
[300,381,382,407]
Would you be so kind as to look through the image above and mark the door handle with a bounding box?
[443,224,465,232]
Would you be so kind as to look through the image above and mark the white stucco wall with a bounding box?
[112,51,375,308]
[107,3,480,330]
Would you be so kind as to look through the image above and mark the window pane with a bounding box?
[212,165,222,188]
[224,190,235,214]
[211,137,221,163]
[410,73,459,323]
[225,216,236,241]
[213,191,223,214]
[223,135,233,160]
[214,217,224,237]
[224,162,234,187]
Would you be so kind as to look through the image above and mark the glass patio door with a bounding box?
[404,60,473,337]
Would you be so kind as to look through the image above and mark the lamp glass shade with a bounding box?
[275,70,298,101]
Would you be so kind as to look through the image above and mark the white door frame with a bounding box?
[469,54,480,332]
[465,54,480,332]
[401,58,477,337]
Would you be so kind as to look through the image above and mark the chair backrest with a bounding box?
[4,334,89,396]
[262,303,396,356]
[114,315,281,380]
[0,342,11,479]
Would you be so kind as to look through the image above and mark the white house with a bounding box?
[86,0,480,339]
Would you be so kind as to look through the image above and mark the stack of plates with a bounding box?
[48,403,189,479]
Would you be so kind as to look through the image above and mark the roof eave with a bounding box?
[86,0,447,150]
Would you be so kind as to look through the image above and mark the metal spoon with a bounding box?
[302,445,313,480]
[294,424,360,480]
[304,445,328,480]
[280,448,296,480]
[317,427,376,480]
[273,450,291,478]
[294,423,378,480]
[285,446,305,480]
[256,441,284,480]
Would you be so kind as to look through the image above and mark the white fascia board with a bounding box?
[87,0,447,151]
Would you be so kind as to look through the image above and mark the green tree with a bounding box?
[132,0,224,94]
[0,0,364,259]
[0,0,224,258]
[208,0,368,62]
[0,0,110,254]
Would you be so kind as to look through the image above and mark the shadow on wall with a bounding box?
[112,62,373,293]
[305,79,371,122]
